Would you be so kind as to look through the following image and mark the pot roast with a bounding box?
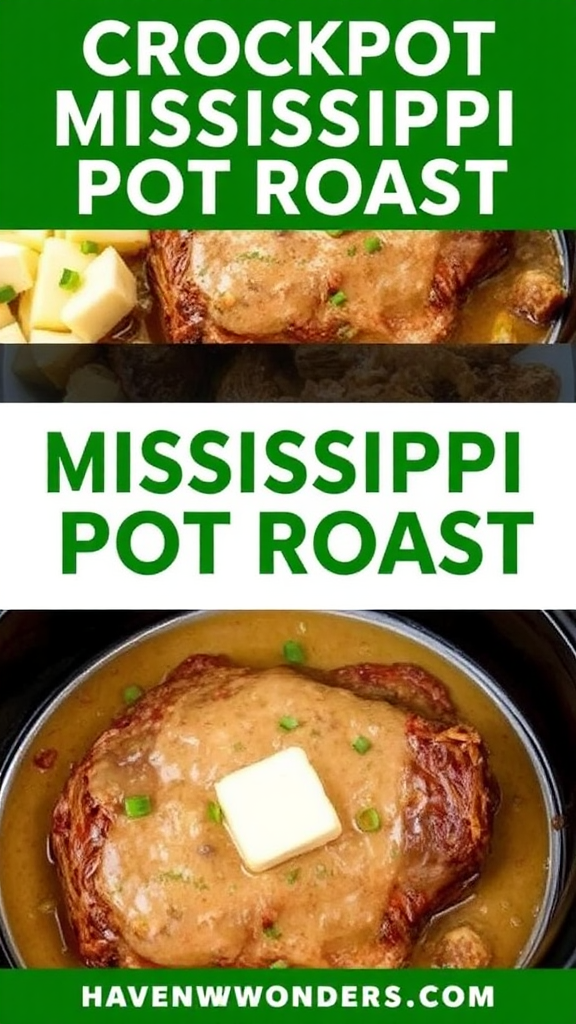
[148,229,525,344]
[51,654,498,968]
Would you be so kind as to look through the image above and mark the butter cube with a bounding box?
[62,247,137,342]
[31,238,96,332]
[64,364,124,402]
[0,302,14,329]
[0,242,38,296]
[215,747,342,873]
[0,321,27,343]
[14,230,52,252]
[64,230,150,255]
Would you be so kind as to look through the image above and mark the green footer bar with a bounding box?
[0,969,573,1024]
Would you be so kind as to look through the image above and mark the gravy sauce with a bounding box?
[0,612,550,968]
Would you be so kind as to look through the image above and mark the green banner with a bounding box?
[0,969,575,1024]
[0,0,574,229]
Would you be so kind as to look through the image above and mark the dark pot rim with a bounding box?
[0,609,572,969]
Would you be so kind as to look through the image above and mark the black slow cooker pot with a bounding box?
[557,231,576,343]
[0,610,575,968]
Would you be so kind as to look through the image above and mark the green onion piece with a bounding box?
[80,240,100,255]
[270,960,289,969]
[329,290,347,307]
[283,639,304,664]
[59,268,81,291]
[355,807,381,833]
[0,285,16,304]
[279,715,300,732]
[352,735,372,755]
[124,794,152,819]
[364,236,382,254]
[346,245,358,257]
[123,685,144,705]
[207,800,224,824]
[263,923,282,940]
[286,868,300,885]
[325,230,345,237]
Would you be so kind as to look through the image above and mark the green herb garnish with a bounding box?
[325,230,345,237]
[279,715,300,732]
[286,868,300,885]
[270,960,289,969]
[329,290,347,307]
[80,240,100,255]
[355,807,381,833]
[283,639,305,664]
[207,801,224,824]
[263,923,282,940]
[124,794,152,819]
[0,285,16,304]
[364,236,382,254]
[59,268,81,291]
[352,735,372,755]
[123,685,144,705]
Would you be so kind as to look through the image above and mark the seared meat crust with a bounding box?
[52,654,497,969]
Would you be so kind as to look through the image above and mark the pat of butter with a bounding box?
[64,229,150,255]
[31,238,96,331]
[0,241,38,296]
[215,747,342,873]
[62,246,137,342]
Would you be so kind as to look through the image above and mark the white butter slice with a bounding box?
[62,246,137,342]
[31,238,96,331]
[14,230,52,252]
[0,242,38,296]
[64,229,150,255]
[215,747,342,873]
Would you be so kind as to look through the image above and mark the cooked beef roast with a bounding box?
[148,230,513,344]
[51,654,497,968]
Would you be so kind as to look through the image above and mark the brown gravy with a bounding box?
[130,231,562,345]
[0,611,550,968]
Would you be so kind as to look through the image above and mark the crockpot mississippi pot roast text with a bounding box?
[66,18,512,217]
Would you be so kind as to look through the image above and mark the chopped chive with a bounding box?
[325,230,345,237]
[355,807,381,833]
[352,735,372,755]
[364,236,382,254]
[286,868,300,885]
[329,290,347,307]
[123,685,144,705]
[59,268,81,291]
[270,960,289,969]
[80,239,100,255]
[279,715,300,732]
[207,800,224,824]
[346,246,358,257]
[0,285,16,304]
[283,640,304,664]
[263,923,282,940]
[124,794,152,819]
